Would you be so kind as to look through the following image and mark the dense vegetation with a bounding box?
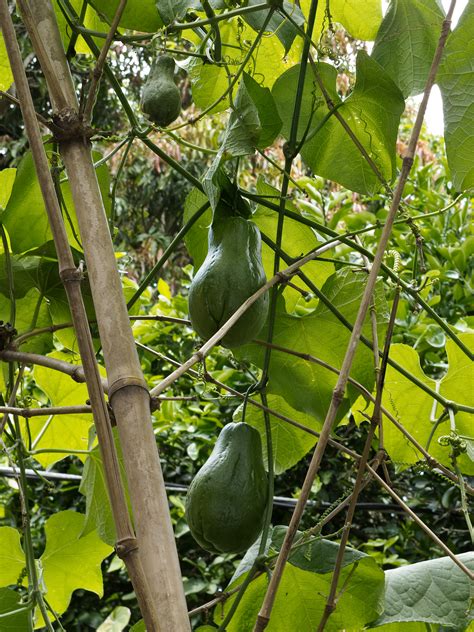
[0,0,472,630]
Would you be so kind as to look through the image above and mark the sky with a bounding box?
[414,0,468,135]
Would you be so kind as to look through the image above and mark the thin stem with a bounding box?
[0,405,92,417]
[453,462,474,545]
[0,89,50,126]
[317,283,399,630]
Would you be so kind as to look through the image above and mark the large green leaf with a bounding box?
[215,538,384,631]
[272,52,404,194]
[0,527,25,586]
[2,150,110,255]
[372,0,445,98]
[38,511,112,619]
[0,31,13,91]
[26,350,94,467]
[0,588,30,631]
[237,269,388,423]
[372,553,474,628]
[90,0,162,32]
[437,2,474,191]
[299,0,383,41]
[382,334,474,474]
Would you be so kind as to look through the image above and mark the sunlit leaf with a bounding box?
[0,527,25,586]
[438,1,474,190]
[38,511,112,618]
[0,31,13,91]
[0,168,16,210]
[272,52,404,193]
[382,334,474,474]
[372,0,445,97]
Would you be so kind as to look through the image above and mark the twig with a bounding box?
[82,0,127,123]
[149,239,339,397]
[253,4,459,627]
[0,404,92,417]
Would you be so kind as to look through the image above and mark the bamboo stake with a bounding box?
[253,3,459,629]
[14,0,189,628]
[0,3,161,628]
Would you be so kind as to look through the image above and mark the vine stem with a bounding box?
[82,0,127,123]
[149,238,339,397]
[253,4,459,629]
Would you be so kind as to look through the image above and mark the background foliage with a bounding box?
[0,0,473,630]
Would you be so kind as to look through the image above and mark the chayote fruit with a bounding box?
[141,54,181,126]
[185,422,268,554]
[188,215,269,348]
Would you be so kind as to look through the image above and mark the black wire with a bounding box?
[0,467,429,512]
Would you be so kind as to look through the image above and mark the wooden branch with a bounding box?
[0,404,92,417]
[317,285,399,630]
[149,239,339,397]
[253,3,460,628]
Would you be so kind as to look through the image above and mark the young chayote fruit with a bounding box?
[141,55,181,126]
[188,215,269,348]
[185,422,268,553]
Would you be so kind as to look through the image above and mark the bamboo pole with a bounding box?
[0,3,162,628]
[16,0,190,628]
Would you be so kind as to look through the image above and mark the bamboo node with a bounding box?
[59,267,82,284]
[108,376,150,401]
[51,107,94,144]
[115,536,139,558]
